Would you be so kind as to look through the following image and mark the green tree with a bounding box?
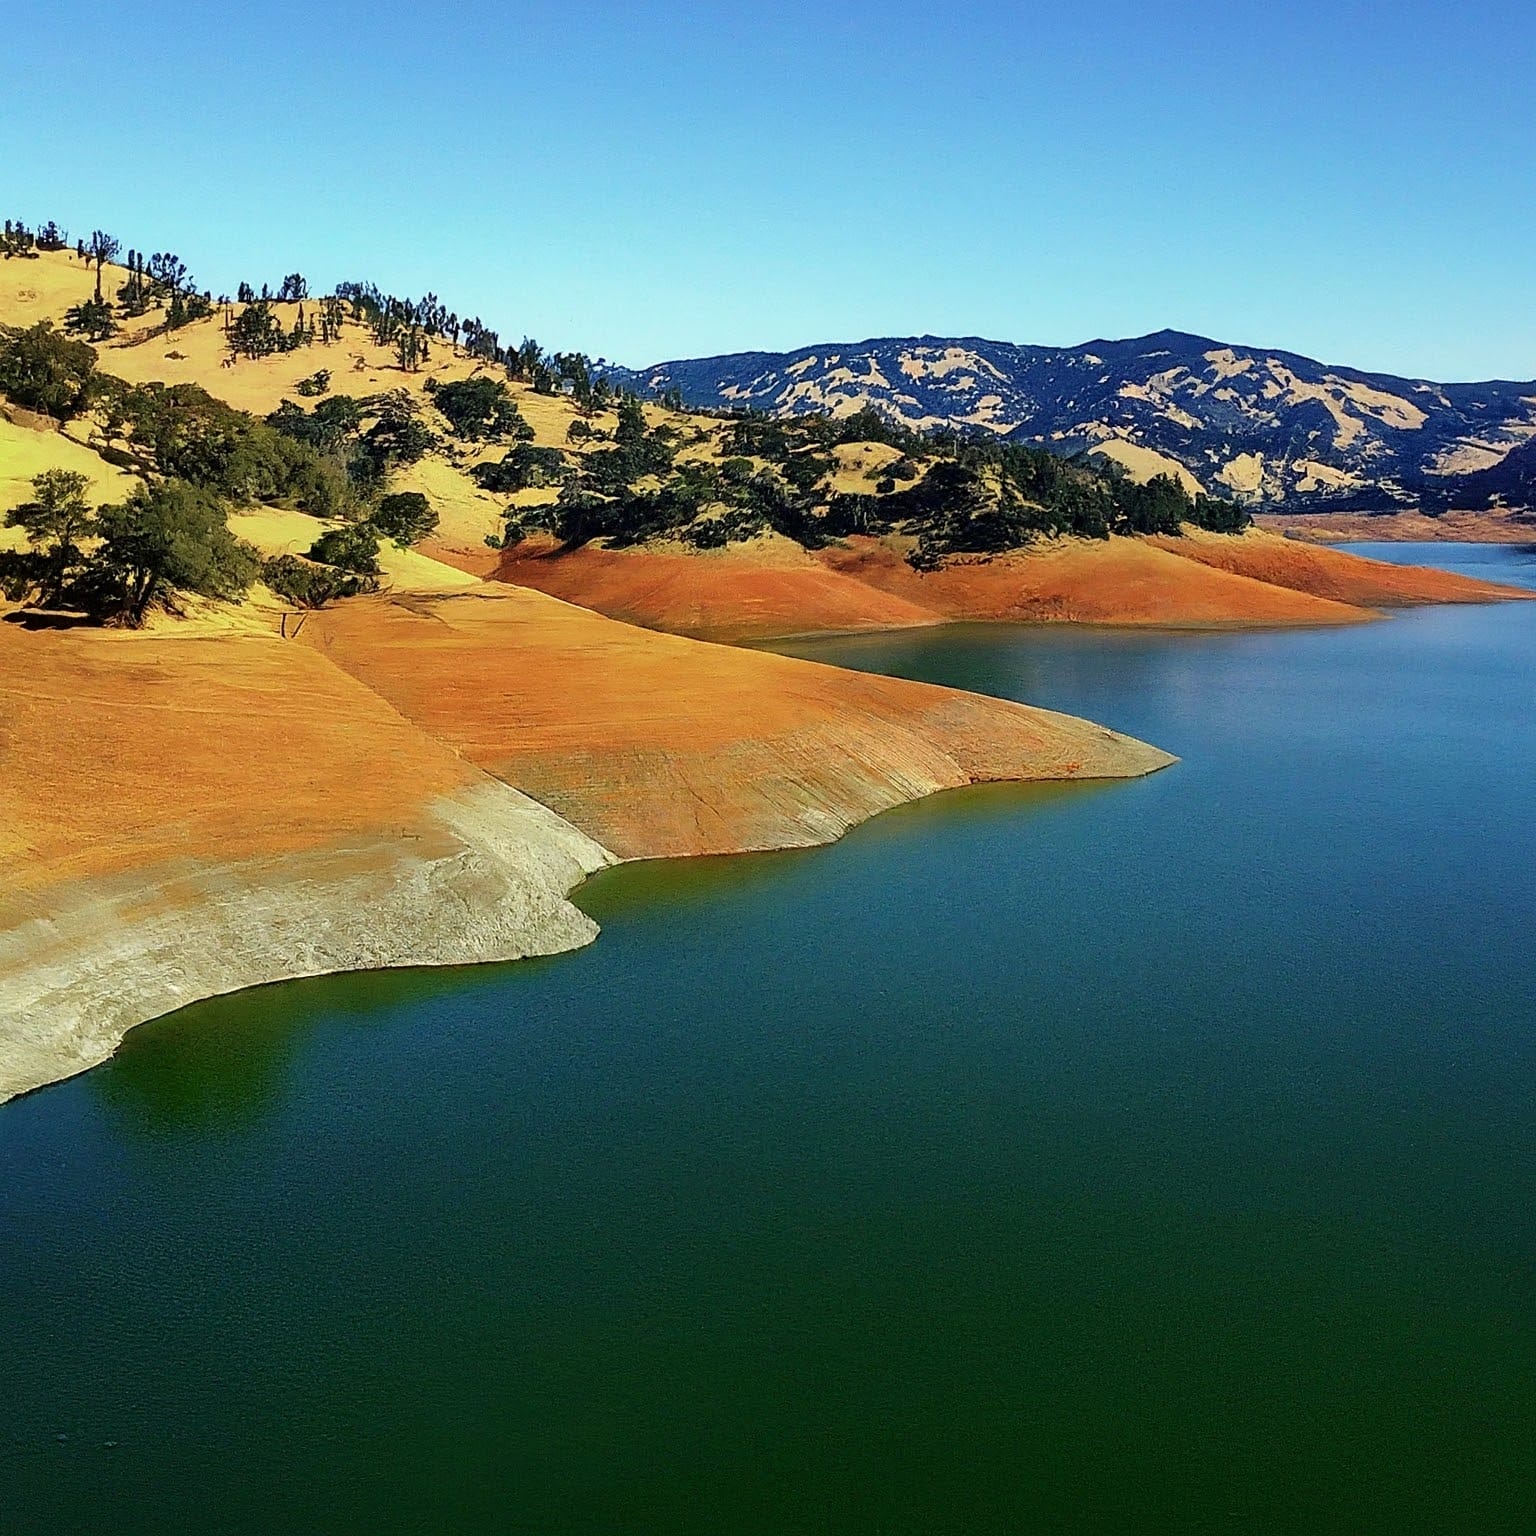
[308,522,381,574]
[615,395,647,446]
[371,491,437,546]
[429,376,528,440]
[63,296,117,341]
[89,480,259,626]
[355,393,436,484]
[0,469,97,606]
[227,299,286,359]
[471,444,568,492]
[396,325,428,373]
[0,322,98,418]
[1189,492,1250,533]
[88,231,121,303]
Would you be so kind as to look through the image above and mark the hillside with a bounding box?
[609,331,1536,513]
[0,240,1183,1100]
[4,244,1528,643]
[1,229,1531,1098]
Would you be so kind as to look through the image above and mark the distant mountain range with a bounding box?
[607,331,1536,511]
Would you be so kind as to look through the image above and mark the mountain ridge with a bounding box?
[608,330,1536,512]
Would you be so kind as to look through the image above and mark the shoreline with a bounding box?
[495,528,1532,644]
[1,752,1175,1106]
[0,590,1176,1105]
[742,610,1379,648]
[1255,513,1536,545]
[0,783,614,1105]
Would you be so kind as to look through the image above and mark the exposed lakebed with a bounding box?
[3,544,1533,1533]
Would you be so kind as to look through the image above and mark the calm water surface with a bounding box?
[3,543,1534,1533]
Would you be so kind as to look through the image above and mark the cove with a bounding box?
[2,544,1534,1533]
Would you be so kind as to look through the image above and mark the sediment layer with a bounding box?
[0,784,612,1103]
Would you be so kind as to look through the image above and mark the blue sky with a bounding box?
[4,0,1533,378]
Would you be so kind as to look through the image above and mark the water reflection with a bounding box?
[88,777,1105,1138]
[94,962,541,1136]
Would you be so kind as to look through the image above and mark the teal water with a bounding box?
[3,543,1534,1533]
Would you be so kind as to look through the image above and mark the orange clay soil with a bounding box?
[498,531,1374,640]
[0,621,485,911]
[817,535,1373,628]
[496,533,945,642]
[300,585,1172,859]
[1148,528,1536,607]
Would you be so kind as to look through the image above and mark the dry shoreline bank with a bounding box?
[0,784,614,1103]
[493,528,1531,644]
[0,590,1174,1103]
[1255,510,1536,544]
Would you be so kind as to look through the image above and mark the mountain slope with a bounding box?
[611,331,1536,511]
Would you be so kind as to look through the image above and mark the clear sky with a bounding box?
[4,0,1533,379]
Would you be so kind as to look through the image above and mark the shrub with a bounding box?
[372,490,437,546]
[262,553,376,607]
[309,523,381,574]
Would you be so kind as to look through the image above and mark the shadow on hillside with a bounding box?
[3,608,95,630]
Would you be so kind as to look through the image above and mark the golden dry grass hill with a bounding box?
[3,248,1525,638]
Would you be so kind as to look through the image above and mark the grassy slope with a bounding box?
[0,248,1172,878]
[5,250,1530,643]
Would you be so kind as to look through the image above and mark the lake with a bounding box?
[3,543,1533,1533]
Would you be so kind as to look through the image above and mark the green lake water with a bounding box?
[3,542,1534,1533]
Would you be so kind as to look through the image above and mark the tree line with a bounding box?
[0,322,441,623]
[10,214,630,409]
[491,395,1250,561]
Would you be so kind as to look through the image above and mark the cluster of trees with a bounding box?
[0,322,99,418]
[264,389,436,500]
[98,379,355,513]
[495,397,1248,562]
[5,217,1256,614]
[115,249,205,323]
[473,444,567,494]
[0,321,441,621]
[426,377,534,441]
[14,215,627,405]
[261,492,437,609]
[20,226,215,341]
[498,399,814,550]
[225,298,318,359]
[235,274,309,304]
[2,219,70,258]
[830,446,1249,566]
[1,469,257,626]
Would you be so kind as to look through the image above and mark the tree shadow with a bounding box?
[2,607,95,629]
